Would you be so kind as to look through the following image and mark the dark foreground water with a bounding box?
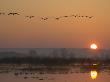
[0,64,110,82]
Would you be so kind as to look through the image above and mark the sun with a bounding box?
[90,43,98,50]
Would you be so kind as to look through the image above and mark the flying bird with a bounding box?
[63,16,68,18]
[25,16,35,19]
[85,16,88,18]
[55,16,62,20]
[41,17,48,20]
[89,16,93,19]
[81,16,84,18]
[55,17,60,20]
[74,15,78,18]
[0,12,5,15]
[8,13,20,16]
[78,16,81,17]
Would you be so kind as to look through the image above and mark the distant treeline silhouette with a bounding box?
[0,49,110,66]
[0,56,110,66]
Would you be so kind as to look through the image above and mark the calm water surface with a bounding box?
[0,64,110,82]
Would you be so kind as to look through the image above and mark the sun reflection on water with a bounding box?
[90,70,98,79]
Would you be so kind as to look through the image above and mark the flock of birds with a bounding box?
[0,11,94,21]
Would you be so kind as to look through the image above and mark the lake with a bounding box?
[0,64,110,82]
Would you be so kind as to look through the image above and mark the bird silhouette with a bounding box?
[25,16,35,19]
[89,16,93,19]
[0,12,5,15]
[8,13,20,16]
[55,16,62,20]
[55,17,60,20]
[74,15,78,18]
[81,16,84,18]
[78,16,81,17]
[41,17,48,20]
[63,16,68,18]
[74,15,77,18]
[85,16,88,18]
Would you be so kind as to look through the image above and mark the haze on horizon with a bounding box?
[0,0,110,49]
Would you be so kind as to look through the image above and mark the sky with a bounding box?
[0,0,110,49]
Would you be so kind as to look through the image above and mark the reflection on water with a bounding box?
[0,64,110,82]
[90,63,98,79]
[90,70,98,79]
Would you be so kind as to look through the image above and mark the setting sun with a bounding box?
[90,43,98,50]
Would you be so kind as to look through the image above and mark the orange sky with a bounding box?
[0,0,110,48]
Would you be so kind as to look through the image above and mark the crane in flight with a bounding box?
[8,13,20,16]
[41,17,48,20]
[81,16,84,18]
[63,16,68,18]
[89,16,93,19]
[0,12,5,15]
[85,16,89,18]
[54,16,62,20]
[55,17,60,20]
[25,16,35,19]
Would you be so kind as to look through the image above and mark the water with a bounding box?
[0,64,110,82]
